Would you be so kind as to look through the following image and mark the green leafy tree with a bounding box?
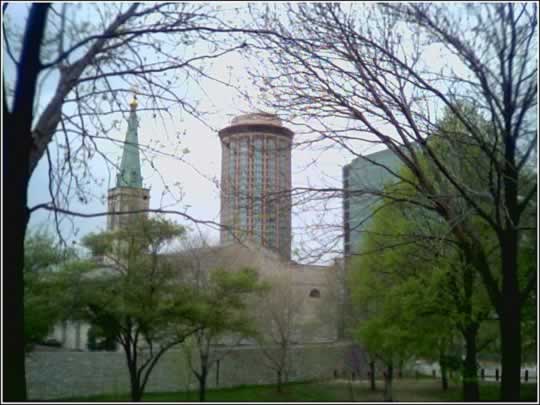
[422,104,536,399]
[86,324,117,351]
[247,4,536,400]
[3,3,249,398]
[352,295,415,401]
[349,207,448,400]
[349,195,496,401]
[23,231,73,351]
[80,217,200,402]
[349,111,503,400]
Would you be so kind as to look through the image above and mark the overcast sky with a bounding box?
[5,3,482,264]
[5,3,370,264]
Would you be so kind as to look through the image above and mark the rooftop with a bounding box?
[231,112,282,126]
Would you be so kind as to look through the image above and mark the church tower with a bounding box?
[107,94,150,231]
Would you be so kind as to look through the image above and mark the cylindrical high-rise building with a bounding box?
[219,113,293,260]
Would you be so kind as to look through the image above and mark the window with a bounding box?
[309,289,321,298]
[87,325,117,351]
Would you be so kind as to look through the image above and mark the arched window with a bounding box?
[309,289,321,298]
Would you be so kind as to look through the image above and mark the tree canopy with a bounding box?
[246,4,536,399]
[23,231,75,351]
[78,216,200,402]
[349,106,511,401]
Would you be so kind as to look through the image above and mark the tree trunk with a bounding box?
[198,368,208,402]
[277,370,283,393]
[129,367,142,402]
[383,363,393,402]
[348,377,355,401]
[500,231,522,401]
[462,325,479,401]
[461,244,480,401]
[4,177,30,402]
[131,388,143,402]
[3,4,50,401]
[369,360,376,391]
[440,354,448,391]
[498,106,522,401]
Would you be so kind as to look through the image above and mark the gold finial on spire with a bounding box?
[129,93,138,109]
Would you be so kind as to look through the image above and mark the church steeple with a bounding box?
[117,94,143,188]
[107,94,150,232]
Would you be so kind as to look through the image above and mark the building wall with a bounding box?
[27,342,356,400]
[47,241,339,351]
[169,242,340,344]
[219,113,293,260]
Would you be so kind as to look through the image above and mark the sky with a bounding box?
[3,3,489,264]
[4,3,362,264]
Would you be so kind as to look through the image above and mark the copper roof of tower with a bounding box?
[116,94,143,188]
[219,112,293,138]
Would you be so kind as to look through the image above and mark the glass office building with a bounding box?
[343,148,402,258]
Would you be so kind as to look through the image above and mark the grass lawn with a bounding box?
[59,378,537,402]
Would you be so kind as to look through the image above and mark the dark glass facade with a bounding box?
[343,148,402,258]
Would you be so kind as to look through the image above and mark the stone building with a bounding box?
[31,106,357,401]
[219,113,293,260]
[166,240,339,344]
[48,108,338,351]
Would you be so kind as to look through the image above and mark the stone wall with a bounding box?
[27,342,358,400]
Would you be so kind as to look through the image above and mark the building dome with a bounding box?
[219,112,293,140]
[231,112,282,126]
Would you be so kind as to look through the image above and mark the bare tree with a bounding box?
[3,3,250,400]
[252,271,306,392]
[175,235,262,401]
[245,3,537,401]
